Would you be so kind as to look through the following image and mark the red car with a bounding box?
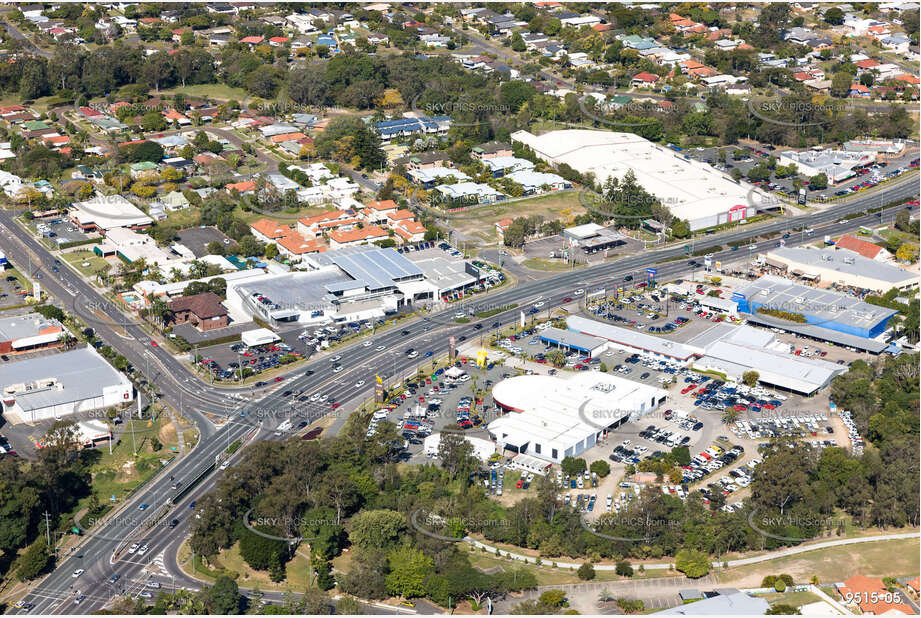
[562,297,573,303]
[331,402,340,409]
[274,376,284,382]
[150,340,158,347]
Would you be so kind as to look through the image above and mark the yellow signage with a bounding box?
[376,374,383,384]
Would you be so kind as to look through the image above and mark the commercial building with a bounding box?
[70,195,153,231]
[96,227,175,266]
[434,182,505,205]
[505,170,571,194]
[424,433,495,461]
[686,324,846,395]
[0,313,65,354]
[732,275,898,343]
[567,315,698,362]
[511,129,761,231]
[765,246,916,293]
[1,347,133,424]
[487,372,668,463]
[778,149,874,184]
[539,327,606,358]
[229,246,428,326]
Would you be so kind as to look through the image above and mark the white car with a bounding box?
[574,289,584,295]
[355,380,366,388]
[363,340,372,347]
[137,545,149,556]
[128,543,139,554]
[72,569,85,578]
[375,345,386,351]
[332,366,343,373]
[534,301,545,308]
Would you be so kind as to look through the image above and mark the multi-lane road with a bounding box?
[4,174,918,614]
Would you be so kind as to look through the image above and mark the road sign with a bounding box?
[646,267,657,276]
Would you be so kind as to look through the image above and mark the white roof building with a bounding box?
[1,347,133,424]
[488,372,668,463]
[71,195,153,231]
[511,130,763,231]
[424,433,496,461]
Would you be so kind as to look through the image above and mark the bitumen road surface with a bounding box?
[3,174,917,614]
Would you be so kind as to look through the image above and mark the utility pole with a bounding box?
[44,511,52,545]
[132,394,140,457]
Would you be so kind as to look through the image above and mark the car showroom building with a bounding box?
[487,372,667,463]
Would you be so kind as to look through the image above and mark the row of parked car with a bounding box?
[733,414,830,440]
[683,444,746,485]
[837,409,864,454]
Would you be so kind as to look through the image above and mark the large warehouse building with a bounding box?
[566,315,698,362]
[686,324,847,395]
[732,275,898,345]
[764,246,917,293]
[1,347,133,424]
[511,129,765,231]
[487,372,667,463]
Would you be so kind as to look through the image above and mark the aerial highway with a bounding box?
[3,174,917,613]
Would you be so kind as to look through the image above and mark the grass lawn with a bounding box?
[451,192,586,243]
[760,589,822,608]
[465,547,662,585]
[2,266,34,294]
[73,414,178,535]
[180,539,315,592]
[233,204,331,225]
[719,536,920,587]
[157,84,250,102]
[63,250,111,278]
[162,208,202,230]
[521,258,584,272]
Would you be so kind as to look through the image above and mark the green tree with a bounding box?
[675,549,710,578]
[590,460,611,478]
[385,547,433,599]
[17,537,52,581]
[561,456,587,477]
[615,561,634,577]
[239,526,287,571]
[203,575,241,614]
[742,370,760,387]
[346,510,407,550]
[577,562,596,580]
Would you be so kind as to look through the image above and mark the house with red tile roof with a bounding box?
[855,58,880,71]
[362,199,399,225]
[269,132,306,143]
[276,231,326,257]
[394,220,427,243]
[163,109,191,124]
[297,210,355,238]
[240,35,264,45]
[42,135,71,148]
[386,209,415,224]
[895,74,920,85]
[631,72,660,88]
[269,36,290,45]
[328,225,389,249]
[250,218,291,243]
[835,234,890,261]
[837,575,915,615]
[225,180,256,195]
[849,83,872,97]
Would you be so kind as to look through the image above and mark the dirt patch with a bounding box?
[158,421,178,445]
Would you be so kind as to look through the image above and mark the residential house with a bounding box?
[631,72,661,88]
[250,218,292,244]
[167,292,229,331]
[837,575,915,615]
[328,226,389,249]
